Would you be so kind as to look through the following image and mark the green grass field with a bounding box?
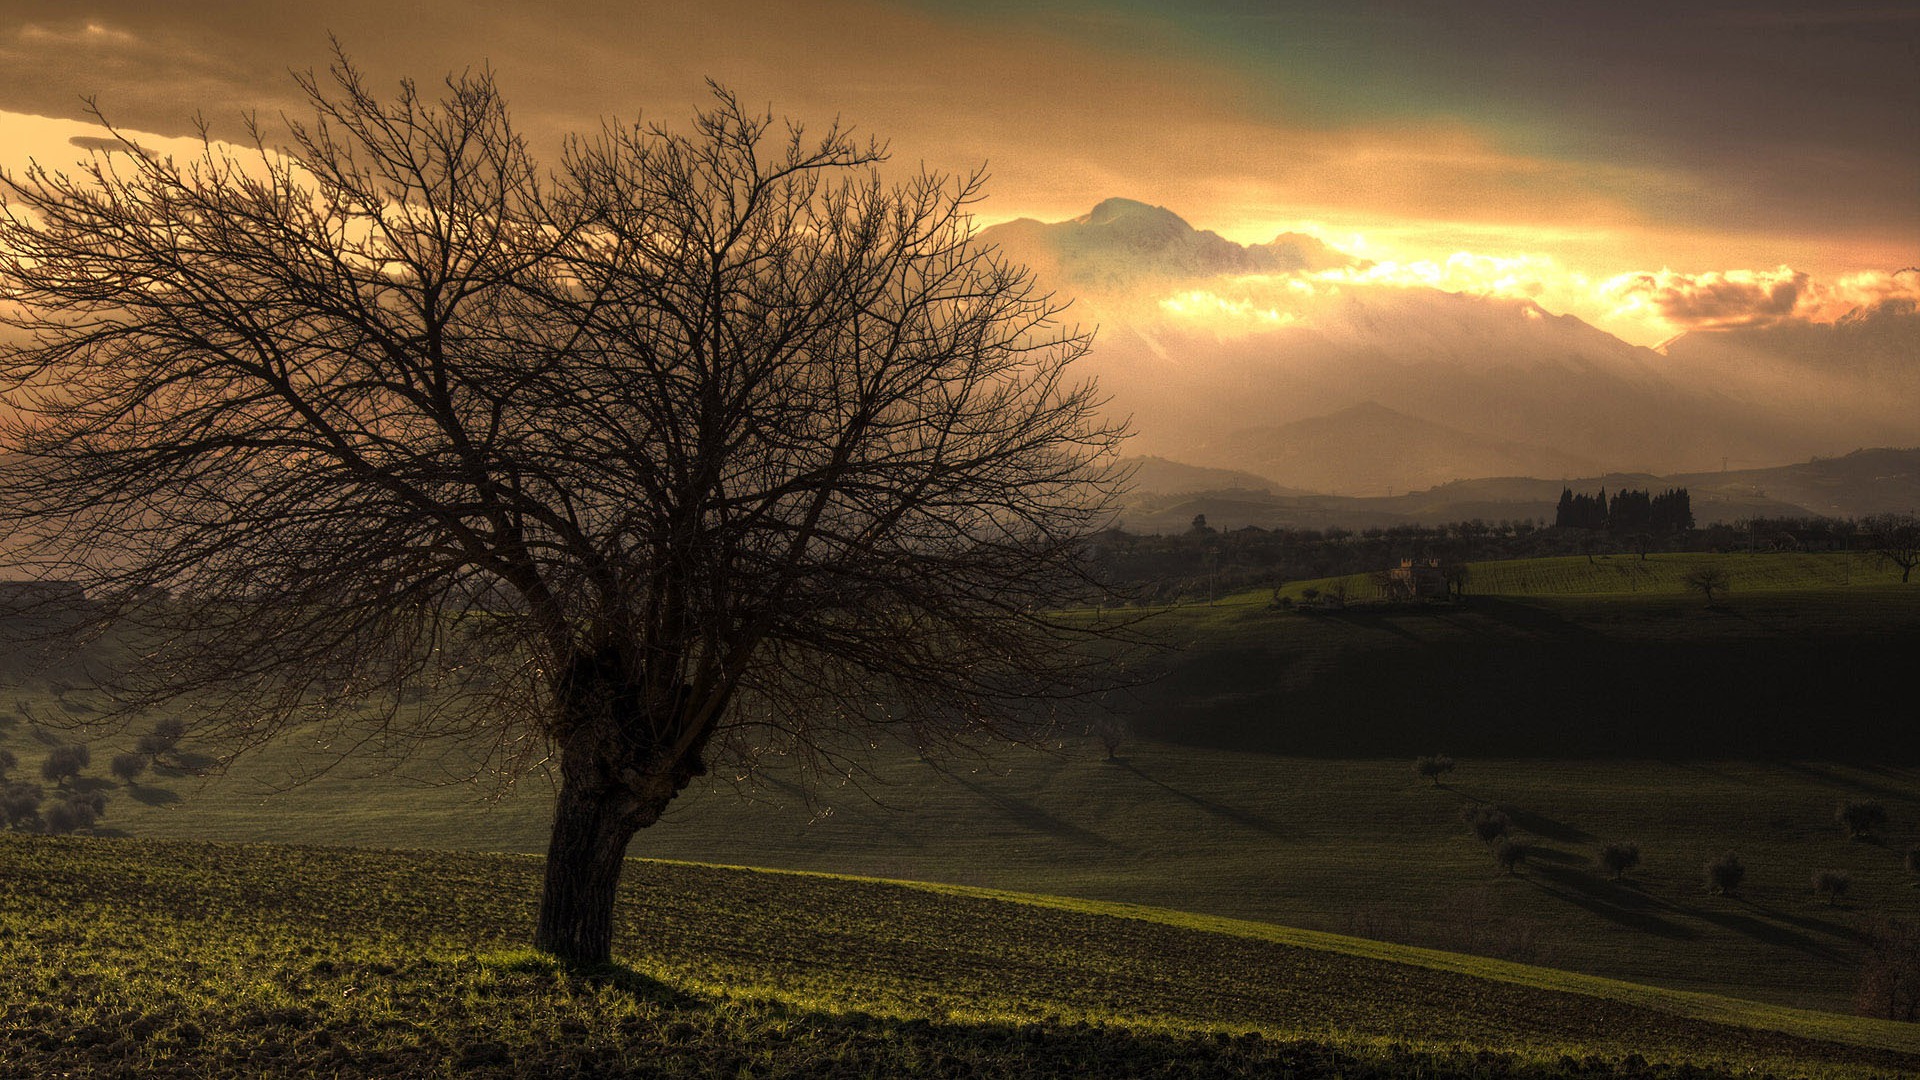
[3,836,1915,1078]
[4,553,1917,1024]
[1276,550,1904,604]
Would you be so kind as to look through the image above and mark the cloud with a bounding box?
[1311,250,1563,300]
[1603,266,1920,332]
[1601,267,1808,330]
[18,22,138,49]
[67,135,143,155]
[1155,288,1299,332]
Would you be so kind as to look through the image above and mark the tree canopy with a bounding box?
[0,55,1128,963]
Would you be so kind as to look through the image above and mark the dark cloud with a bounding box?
[1607,268,1808,330]
[1608,265,1920,335]
[67,135,141,153]
[0,2,1910,273]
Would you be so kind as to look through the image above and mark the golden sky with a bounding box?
[0,1,1913,346]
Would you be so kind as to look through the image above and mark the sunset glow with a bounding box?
[0,1,1912,464]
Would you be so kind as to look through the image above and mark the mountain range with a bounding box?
[1114,445,1920,534]
[977,199,1920,497]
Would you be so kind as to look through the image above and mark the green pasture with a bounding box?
[1270,550,1905,604]
[2,836,1914,1078]
[3,553,1917,1018]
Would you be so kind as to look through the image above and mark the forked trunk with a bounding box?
[531,650,715,966]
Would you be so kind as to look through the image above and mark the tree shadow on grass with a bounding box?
[1751,904,1872,947]
[1777,762,1918,804]
[578,962,706,1009]
[150,751,218,778]
[1520,845,1587,866]
[1505,808,1594,845]
[1681,903,1850,963]
[941,772,1121,851]
[1315,609,1425,642]
[1527,863,1698,940]
[1466,598,1608,644]
[128,782,180,806]
[1118,760,1290,838]
[486,951,704,1010]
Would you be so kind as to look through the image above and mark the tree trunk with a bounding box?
[530,649,716,966]
[533,773,656,965]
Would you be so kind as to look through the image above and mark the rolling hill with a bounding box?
[1117,445,1920,532]
[6,555,1919,1020]
[2,837,1914,1077]
[1206,401,1602,496]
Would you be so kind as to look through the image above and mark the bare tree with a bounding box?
[1597,841,1640,881]
[1837,799,1889,841]
[1863,513,1920,583]
[1413,754,1454,786]
[0,56,1127,965]
[1680,565,1730,605]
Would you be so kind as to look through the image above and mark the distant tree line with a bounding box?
[1087,518,1637,604]
[1083,508,1920,605]
[1553,487,1693,533]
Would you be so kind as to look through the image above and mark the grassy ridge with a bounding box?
[2,836,1916,1078]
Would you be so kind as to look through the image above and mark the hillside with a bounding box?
[1118,455,1292,496]
[6,557,1920,1018]
[2,837,1915,1077]
[1209,402,1602,496]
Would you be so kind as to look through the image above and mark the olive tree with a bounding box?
[0,57,1126,965]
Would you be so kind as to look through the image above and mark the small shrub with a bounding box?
[1598,841,1641,881]
[1814,870,1852,905]
[41,792,106,835]
[1414,754,1455,786]
[1857,918,1920,1021]
[136,718,187,759]
[1706,852,1746,896]
[110,752,149,784]
[42,800,81,834]
[0,748,15,776]
[39,743,90,786]
[1463,804,1510,844]
[0,781,42,828]
[1837,800,1889,841]
[1494,839,1529,874]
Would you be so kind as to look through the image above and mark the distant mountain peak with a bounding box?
[1325,400,1405,422]
[1081,198,1190,230]
[979,197,1364,288]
